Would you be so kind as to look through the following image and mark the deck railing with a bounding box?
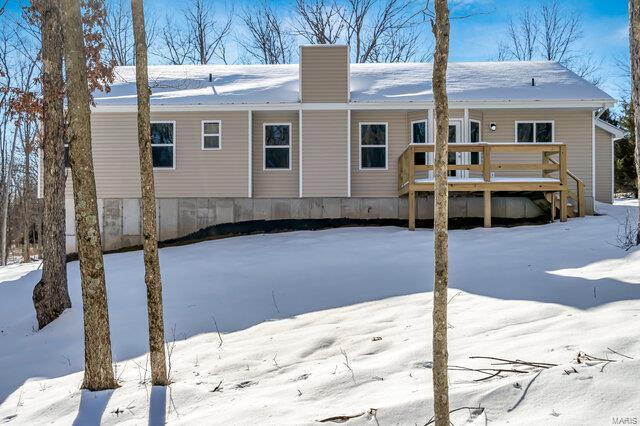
[397,142,584,229]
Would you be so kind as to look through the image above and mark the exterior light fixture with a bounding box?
[490,122,497,132]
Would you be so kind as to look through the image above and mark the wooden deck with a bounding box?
[397,143,585,230]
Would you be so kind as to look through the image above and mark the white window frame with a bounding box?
[263,122,292,171]
[201,120,222,151]
[410,119,429,144]
[515,120,555,143]
[469,119,482,142]
[469,119,482,166]
[151,120,176,170]
[359,122,388,171]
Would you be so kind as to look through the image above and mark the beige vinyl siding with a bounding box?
[481,109,593,203]
[252,111,299,198]
[301,110,348,197]
[66,111,250,199]
[300,45,349,103]
[351,110,409,197]
[594,127,613,203]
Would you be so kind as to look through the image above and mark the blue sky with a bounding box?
[5,0,631,99]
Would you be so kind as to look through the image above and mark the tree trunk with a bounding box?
[630,0,640,245]
[131,0,169,386]
[0,130,18,266]
[61,0,117,391]
[22,147,31,263]
[431,1,451,425]
[32,0,72,329]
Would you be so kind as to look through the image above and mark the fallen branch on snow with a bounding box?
[425,406,485,425]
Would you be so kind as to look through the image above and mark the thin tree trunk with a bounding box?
[431,0,451,424]
[32,0,72,329]
[131,0,169,386]
[61,0,117,391]
[0,130,18,266]
[22,147,31,263]
[630,0,640,245]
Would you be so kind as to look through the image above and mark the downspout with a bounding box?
[592,106,606,204]
[248,110,252,198]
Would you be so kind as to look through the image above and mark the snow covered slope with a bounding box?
[0,201,638,425]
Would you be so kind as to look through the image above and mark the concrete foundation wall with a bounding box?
[64,196,544,253]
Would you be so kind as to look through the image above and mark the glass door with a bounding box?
[448,120,464,178]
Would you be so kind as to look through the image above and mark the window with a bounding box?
[469,120,481,165]
[151,121,175,169]
[64,142,70,168]
[516,121,554,143]
[202,120,221,150]
[264,123,291,170]
[411,120,427,164]
[360,123,387,169]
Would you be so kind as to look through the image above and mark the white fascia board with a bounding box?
[91,99,616,113]
[595,119,626,140]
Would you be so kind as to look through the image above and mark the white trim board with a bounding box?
[92,100,615,113]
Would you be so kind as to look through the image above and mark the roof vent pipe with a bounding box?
[209,73,212,82]
[531,77,535,86]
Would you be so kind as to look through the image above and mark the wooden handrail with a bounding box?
[546,157,586,217]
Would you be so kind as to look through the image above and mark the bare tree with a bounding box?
[102,0,134,65]
[156,16,190,65]
[184,0,232,64]
[497,0,599,83]
[61,0,117,390]
[154,0,231,65]
[293,0,345,44]
[101,0,155,65]
[498,9,538,61]
[629,0,640,245]
[31,0,72,329]
[240,1,293,64]
[431,0,450,424]
[339,0,423,63]
[538,0,581,63]
[131,0,169,386]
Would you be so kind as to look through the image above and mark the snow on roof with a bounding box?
[93,61,615,107]
[95,64,300,106]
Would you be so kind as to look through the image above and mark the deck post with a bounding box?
[482,144,491,182]
[483,190,491,228]
[559,144,568,222]
[408,190,416,230]
[560,190,568,222]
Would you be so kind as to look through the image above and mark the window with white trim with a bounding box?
[411,120,427,164]
[202,120,221,150]
[264,123,291,170]
[360,123,387,169]
[516,121,553,143]
[151,121,175,169]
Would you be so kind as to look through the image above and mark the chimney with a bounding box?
[299,45,349,103]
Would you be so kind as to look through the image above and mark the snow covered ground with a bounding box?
[0,201,639,425]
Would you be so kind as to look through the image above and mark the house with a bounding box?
[42,45,622,253]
